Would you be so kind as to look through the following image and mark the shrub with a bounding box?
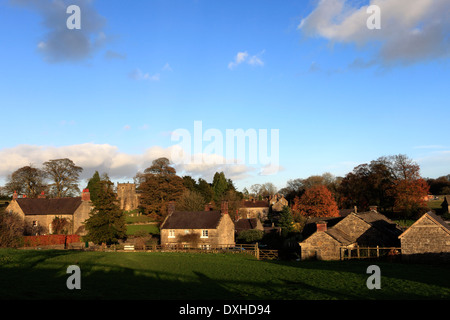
[237,229,264,243]
[0,209,24,248]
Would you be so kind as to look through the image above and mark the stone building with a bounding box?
[240,199,269,221]
[299,209,402,260]
[269,194,288,212]
[234,218,264,234]
[399,211,450,262]
[160,201,235,249]
[117,183,140,212]
[5,189,93,235]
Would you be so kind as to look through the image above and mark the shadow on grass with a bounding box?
[259,258,450,299]
[1,249,449,300]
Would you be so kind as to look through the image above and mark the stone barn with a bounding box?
[299,210,402,260]
[399,211,450,262]
[160,201,235,249]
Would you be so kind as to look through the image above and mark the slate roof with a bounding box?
[302,211,402,245]
[234,218,260,232]
[161,211,223,229]
[15,198,83,216]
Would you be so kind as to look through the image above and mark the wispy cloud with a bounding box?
[128,68,160,81]
[228,50,265,69]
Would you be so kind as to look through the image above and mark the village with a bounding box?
[1,156,449,264]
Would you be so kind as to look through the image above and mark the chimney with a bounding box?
[81,189,90,201]
[369,206,378,212]
[354,206,358,213]
[167,201,175,215]
[221,201,229,215]
[38,191,46,199]
[12,191,18,200]
[316,221,327,232]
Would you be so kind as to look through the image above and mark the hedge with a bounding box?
[23,235,81,247]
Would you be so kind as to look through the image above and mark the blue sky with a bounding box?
[0,0,449,191]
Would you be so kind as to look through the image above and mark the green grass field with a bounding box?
[0,249,449,300]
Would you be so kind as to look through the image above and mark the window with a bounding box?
[168,229,175,238]
[201,229,209,238]
[201,244,211,250]
[32,221,38,227]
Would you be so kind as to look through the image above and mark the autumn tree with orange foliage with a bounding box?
[292,185,340,218]
[384,154,430,218]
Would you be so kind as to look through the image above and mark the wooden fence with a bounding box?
[87,243,278,260]
[340,246,401,260]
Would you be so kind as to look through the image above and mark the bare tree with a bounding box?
[43,158,83,198]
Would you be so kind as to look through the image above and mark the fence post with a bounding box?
[357,246,360,259]
[377,245,379,258]
[255,242,260,260]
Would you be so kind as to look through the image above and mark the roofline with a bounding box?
[399,211,450,239]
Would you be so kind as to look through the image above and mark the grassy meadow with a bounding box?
[0,249,449,300]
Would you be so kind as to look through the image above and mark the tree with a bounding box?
[292,185,340,218]
[176,189,206,212]
[0,208,24,248]
[339,161,395,212]
[86,171,111,205]
[277,206,294,237]
[137,158,185,221]
[249,182,277,198]
[197,178,214,203]
[43,158,82,198]
[4,165,47,198]
[212,172,228,203]
[84,180,127,245]
[391,178,429,218]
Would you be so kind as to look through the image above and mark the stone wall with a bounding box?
[300,231,342,260]
[400,215,450,261]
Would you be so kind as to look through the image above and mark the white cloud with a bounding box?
[298,0,450,66]
[228,51,265,69]
[0,143,257,183]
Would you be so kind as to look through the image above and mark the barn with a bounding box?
[399,211,450,262]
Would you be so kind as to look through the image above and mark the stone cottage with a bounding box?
[299,209,403,260]
[240,199,269,221]
[269,194,288,213]
[160,201,235,249]
[5,189,93,235]
[399,211,450,262]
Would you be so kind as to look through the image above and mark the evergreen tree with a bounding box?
[212,172,228,203]
[84,180,127,245]
[278,206,294,238]
[86,171,101,204]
